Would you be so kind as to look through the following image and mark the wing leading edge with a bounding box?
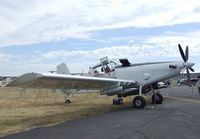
[7,72,137,91]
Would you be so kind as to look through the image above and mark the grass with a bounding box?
[0,87,133,137]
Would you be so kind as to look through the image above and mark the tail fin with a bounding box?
[56,63,70,75]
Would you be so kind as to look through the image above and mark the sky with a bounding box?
[0,0,200,76]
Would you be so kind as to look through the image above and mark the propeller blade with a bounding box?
[178,44,187,62]
[189,67,195,72]
[185,46,188,62]
[186,68,191,86]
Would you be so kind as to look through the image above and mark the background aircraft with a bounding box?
[7,44,195,109]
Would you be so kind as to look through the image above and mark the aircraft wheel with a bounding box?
[65,99,71,104]
[152,93,163,104]
[133,96,145,109]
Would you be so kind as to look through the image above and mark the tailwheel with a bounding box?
[64,93,71,104]
[65,99,71,104]
[133,96,146,109]
[152,92,163,104]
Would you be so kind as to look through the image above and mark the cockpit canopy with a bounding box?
[90,57,118,74]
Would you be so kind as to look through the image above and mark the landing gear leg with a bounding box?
[133,85,146,109]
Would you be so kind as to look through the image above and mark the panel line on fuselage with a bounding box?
[115,61,178,68]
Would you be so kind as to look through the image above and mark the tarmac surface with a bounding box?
[1,86,200,139]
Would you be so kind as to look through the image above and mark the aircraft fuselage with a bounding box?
[113,61,194,86]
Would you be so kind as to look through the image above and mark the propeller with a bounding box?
[178,44,194,86]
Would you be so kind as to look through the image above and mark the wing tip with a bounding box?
[6,72,42,87]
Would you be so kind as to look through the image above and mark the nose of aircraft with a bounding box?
[184,62,195,68]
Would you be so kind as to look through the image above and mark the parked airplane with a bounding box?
[7,44,195,109]
[48,63,70,74]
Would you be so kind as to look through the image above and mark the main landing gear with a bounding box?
[133,96,146,109]
[152,92,163,104]
[132,86,163,109]
[112,86,164,109]
[133,85,146,109]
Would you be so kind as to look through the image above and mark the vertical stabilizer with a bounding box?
[57,63,70,74]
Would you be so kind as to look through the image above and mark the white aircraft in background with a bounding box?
[48,63,70,74]
[7,44,195,109]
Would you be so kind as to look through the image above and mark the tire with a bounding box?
[157,93,163,104]
[65,99,71,104]
[152,93,163,104]
[133,96,145,109]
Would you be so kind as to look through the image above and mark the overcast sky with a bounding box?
[0,0,200,76]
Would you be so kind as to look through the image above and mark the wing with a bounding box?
[7,73,137,92]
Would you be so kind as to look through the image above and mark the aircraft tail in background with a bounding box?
[57,63,70,75]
